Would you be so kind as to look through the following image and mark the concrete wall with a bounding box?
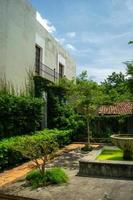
[79,159,133,179]
[35,19,76,80]
[0,0,8,77]
[0,0,76,91]
[0,0,36,90]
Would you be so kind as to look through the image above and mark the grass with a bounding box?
[97,149,123,161]
[26,167,69,189]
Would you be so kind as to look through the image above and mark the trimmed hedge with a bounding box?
[0,129,73,171]
[0,94,43,139]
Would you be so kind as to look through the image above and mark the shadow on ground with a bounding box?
[47,149,85,170]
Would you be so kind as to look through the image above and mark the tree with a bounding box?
[128,41,133,44]
[14,138,58,176]
[126,62,133,95]
[62,72,102,149]
[127,41,133,96]
[77,70,88,82]
[57,72,103,148]
[101,72,131,103]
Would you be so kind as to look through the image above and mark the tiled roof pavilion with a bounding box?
[98,102,133,115]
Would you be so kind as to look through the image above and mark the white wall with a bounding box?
[0,0,36,90]
[0,0,76,91]
[0,0,7,77]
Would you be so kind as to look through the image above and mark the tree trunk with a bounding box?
[87,119,90,146]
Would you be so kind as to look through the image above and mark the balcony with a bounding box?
[35,63,62,82]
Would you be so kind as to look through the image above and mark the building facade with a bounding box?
[0,0,76,90]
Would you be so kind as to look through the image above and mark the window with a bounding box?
[59,63,64,78]
[35,45,42,75]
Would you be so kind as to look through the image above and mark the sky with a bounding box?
[30,0,133,83]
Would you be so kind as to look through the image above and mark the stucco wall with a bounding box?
[35,21,76,80]
[2,0,36,90]
[0,0,8,77]
[0,0,76,90]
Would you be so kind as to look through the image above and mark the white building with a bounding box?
[0,0,76,90]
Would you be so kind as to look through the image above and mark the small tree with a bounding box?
[61,72,102,149]
[15,138,58,176]
[74,80,101,149]
[57,72,103,148]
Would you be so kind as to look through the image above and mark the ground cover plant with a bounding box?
[26,167,69,189]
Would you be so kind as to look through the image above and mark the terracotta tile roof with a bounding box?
[98,102,133,115]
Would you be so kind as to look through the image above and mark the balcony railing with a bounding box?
[35,63,61,82]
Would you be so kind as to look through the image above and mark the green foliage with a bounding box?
[90,115,128,139]
[26,167,69,188]
[15,137,58,176]
[45,167,69,184]
[74,80,101,119]
[34,76,52,98]
[0,77,16,95]
[47,82,85,136]
[77,70,88,81]
[101,72,131,103]
[68,72,102,145]
[128,41,133,44]
[15,137,58,161]
[26,169,45,188]
[33,76,86,140]
[0,94,43,139]
[126,62,133,95]
[0,129,73,171]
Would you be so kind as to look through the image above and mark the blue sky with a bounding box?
[30,0,133,82]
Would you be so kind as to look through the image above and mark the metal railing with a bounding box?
[35,63,61,82]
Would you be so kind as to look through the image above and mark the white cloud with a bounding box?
[78,66,126,83]
[66,44,77,51]
[58,38,66,45]
[66,32,76,38]
[55,37,66,46]
[36,12,56,33]
[81,30,133,45]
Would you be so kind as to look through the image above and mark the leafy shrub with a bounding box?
[0,129,73,171]
[26,169,46,189]
[15,136,58,177]
[26,167,69,188]
[0,94,43,139]
[34,76,86,141]
[45,167,69,184]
